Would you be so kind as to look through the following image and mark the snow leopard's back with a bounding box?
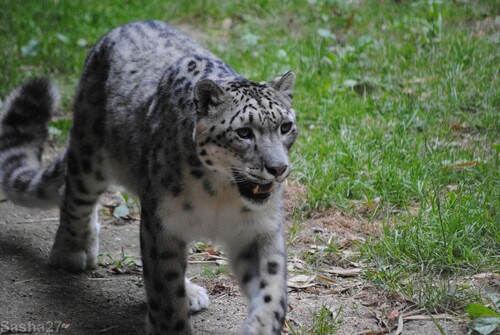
[73,20,237,193]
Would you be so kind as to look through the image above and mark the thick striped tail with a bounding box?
[0,78,66,208]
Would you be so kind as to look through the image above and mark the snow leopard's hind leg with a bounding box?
[0,76,107,272]
[49,45,111,272]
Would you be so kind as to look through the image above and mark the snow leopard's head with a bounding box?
[193,71,297,205]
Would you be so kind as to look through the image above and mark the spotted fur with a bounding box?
[0,20,298,335]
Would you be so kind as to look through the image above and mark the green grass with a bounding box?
[98,251,142,270]
[202,265,229,279]
[1,0,498,314]
[288,305,342,335]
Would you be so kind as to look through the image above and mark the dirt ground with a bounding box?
[0,184,467,335]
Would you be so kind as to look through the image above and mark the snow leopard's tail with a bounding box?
[0,78,66,208]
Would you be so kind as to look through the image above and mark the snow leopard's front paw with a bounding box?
[239,322,262,335]
[49,238,98,272]
[185,279,210,313]
[49,248,94,271]
[239,310,282,335]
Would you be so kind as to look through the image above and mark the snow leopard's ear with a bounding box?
[270,71,296,101]
[193,79,226,118]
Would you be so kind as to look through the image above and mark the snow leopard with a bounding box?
[0,20,298,335]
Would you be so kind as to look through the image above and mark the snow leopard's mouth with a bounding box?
[233,172,274,203]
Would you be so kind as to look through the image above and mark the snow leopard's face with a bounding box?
[193,72,297,204]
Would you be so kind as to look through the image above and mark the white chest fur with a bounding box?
[157,176,283,244]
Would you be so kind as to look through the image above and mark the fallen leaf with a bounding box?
[317,267,362,277]
[403,87,414,95]
[317,274,336,284]
[472,273,499,279]
[111,265,130,274]
[328,286,353,294]
[99,325,119,333]
[112,204,130,219]
[355,330,388,335]
[241,33,259,46]
[345,12,355,30]
[441,161,481,172]
[388,309,400,321]
[288,274,315,282]
[419,92,431,100]
[21,39,39,57]
[287,274,317,289]
[395,314,404,335]
[77,38,88,47]
[55,33,69,43]
[469,317,500,335]
[406,76,438,84]
[404,314,459,321]
[343,79,358,88]
[317,28,336,39]
[210,283,232,295]
[221,18,232,30]
[451,124,468,131]
[206,249,221,256]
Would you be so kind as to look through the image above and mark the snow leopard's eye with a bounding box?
[236,127,254,139]
[280,122,293,134]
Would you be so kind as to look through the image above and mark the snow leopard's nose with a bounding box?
[265,165,288,178]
